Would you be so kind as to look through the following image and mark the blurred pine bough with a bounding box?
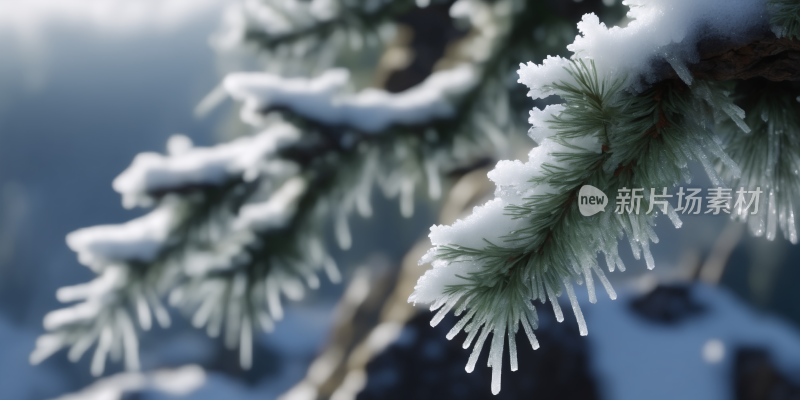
[30,0,800,396]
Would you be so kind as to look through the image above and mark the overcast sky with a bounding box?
[0,0,232,92]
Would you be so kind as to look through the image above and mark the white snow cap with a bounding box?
[224,64,478,132]
[66,202,178,272]
[518,0,769,99]
[50,365,206,400]
[113,122,301,209]
[235,176,308,231]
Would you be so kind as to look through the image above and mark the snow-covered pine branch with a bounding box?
[31,123,315,376]
[224,64,478,131]
[34,0,551,378]
[410,0,800,395]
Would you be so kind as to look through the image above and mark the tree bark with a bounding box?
[666,31,800,82]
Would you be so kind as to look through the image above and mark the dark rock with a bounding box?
[734,347,800,400]
[630,284,705,324]
[357,304,600,400]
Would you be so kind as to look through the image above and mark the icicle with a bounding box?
[604,252,616,273]
[335,212,352,250]
[705,140,741,179]
[463,320,482,349]
[536,273,545,303]
[519,312,540,350]
[400,178,415,218]
[766,190,777,240]
[725,103,751,133]
[508,318,518,372]
[91,326,113,377]
[583,264,596,303]
[280,274,306,301]
[431,296,460,327]
[487,322,504,367]
[109,327,122,363]
[748,203,766,236]
[304,272,320,290]
[240,317,253,370]
[425,159,442,200]
[117,310,140,371]
[529,306,539,329]
[430,294,450,312]
[628,214,642,260]
[192,291,218,328]
[30,334,66,366]
[257,311,275,332]
[644,223,659,244]
[133,284,152,331]
[666,203,683,229]
[787,206,798,244]
[265,275,284,321]
[489,323,506,395]
[563,278,588,336]
[614,253,626,272]
[779,204,789,242]
[591,264,617,300]
[206,305,224,338]
[454,294,474,317]
[146,288,171,328]
[465,324,491,373]
[225,274,246,350]
[68,327,99,362]
[168,286,184,307]
[544,281,563,322]
[447,308,477,340]
[356,188,373,218]
[665,55,693,85]
[529,275,539,301]
[641,241,655,270]
[571,263,584,284]
[323,256,342,284]
[697,150,724,187]
[627,235,642,261]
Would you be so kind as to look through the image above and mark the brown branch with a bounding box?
[664,31,800,82]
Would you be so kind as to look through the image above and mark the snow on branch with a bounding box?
[518,0,772,100]
[37,120,316,376]
[50,365,205,400]
[113,122,301,209]
[409,0,794,393]
[224,64,478,132]
[66,200,178,273]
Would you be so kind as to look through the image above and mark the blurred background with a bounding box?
[1,1,799,399]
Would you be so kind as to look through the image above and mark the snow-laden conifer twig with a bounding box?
[224,65,478,132]
[30,123,329,375]
[34,0,526,377]
[407,0,794,389]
